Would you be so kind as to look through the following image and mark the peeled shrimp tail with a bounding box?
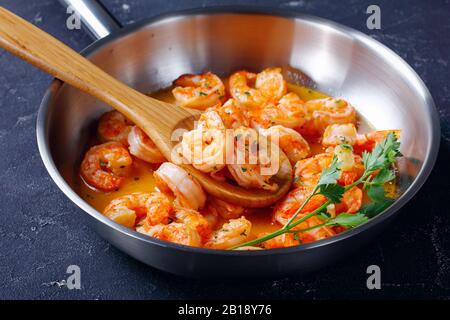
[128,126,165,163]
[154,162,206,210]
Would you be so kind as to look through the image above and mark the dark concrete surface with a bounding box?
[0,0,449,299]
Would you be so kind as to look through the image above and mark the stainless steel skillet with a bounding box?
[35,0,440,277]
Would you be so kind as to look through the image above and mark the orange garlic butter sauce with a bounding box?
[77,83,385,240]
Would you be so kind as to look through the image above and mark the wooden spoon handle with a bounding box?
[0,6,201,159]
[0,7,184,143]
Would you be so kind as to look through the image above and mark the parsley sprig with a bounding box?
[229,132,401,250]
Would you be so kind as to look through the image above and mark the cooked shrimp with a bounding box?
[103,192,171,228]
[103,192,149,228]
[272,187,334,243]
[181,113,226,174]
[293,153,332,189]
[143,192,173,228]
[249,93,306,129]
[127,126,165,163]
[261,233,300,249]
[138,223,201,247]
[197,108,226,130]
[229,162,279,191]
[154,162,206,210]
[205,217,252,249]
[172,72,225,109]
[340,156,365,186]
[255,67,287,101]
[335,187,363,214]
[292,215,335,244]
[365,130,401,144]
[227,127,279,191]
[207,197,245,219]
[80,142,132,191]
[273,186,328,225]
[352,129,401,154]
[322,124,401,155]
[229,71,266,109]
[299,98,356,137]
[233,246,263,251]
[174,207,211,240]
[180,109,226,173]
[275,92,307,128]
[322,123,360,146]
[98,111,133,145]
[260,125,310,164]
[200,205,220,229]
[214,99,249,129]
[293,151,364,189]
[322,123,399,148]
[181,126,226,173]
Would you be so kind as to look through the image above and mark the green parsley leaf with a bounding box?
[315,157,344,202]
[318,156,342,185]
[359,199,394,218]
[371,168,396,185]
[367,185,388,202]
[325,213,369,228]
[319,183,345,203]
[363,132,400,173]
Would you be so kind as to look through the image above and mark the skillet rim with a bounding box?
[36,6,441,257]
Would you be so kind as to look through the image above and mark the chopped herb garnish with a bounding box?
[323,213,369,228]
[229,133,401,250]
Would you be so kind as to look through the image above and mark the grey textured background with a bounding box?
[0,0,449,299]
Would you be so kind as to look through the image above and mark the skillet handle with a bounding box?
[58,0,122,39]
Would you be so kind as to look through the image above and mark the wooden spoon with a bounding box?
[0,7,292,208]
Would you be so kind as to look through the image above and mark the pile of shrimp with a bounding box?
[79,67,398,250]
